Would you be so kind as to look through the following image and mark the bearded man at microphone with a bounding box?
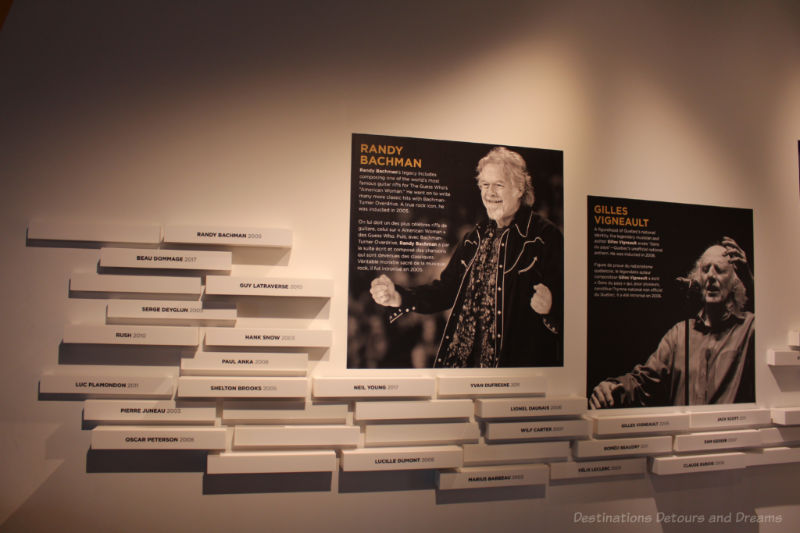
[590,237,754,408]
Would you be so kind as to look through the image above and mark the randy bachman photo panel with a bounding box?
[587,195,755,409]
[348,134,564,369]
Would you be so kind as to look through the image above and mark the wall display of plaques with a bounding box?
[30,217,800,501]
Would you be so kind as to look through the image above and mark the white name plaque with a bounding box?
[592,413,690,437]
[572,436,672,459]
[28,220,161,245]
[673,429,762,453]
[106,300,236,326]
[40,374,174,398]
[462,441,570,466]
[354,400,473,422]
[70,273,202,298]
[91,426,227,450]
[437,464,549,490]
[207,451,337,474]
[83,400,215,424]
[771,407,800,426]
[651,452,749,475]
[550,458,647,480]
[222,401,348,425]
[340,445,462,471]
[748,446,800,467]
[205,276,333,298]
[436,376,545,398]
[180,352,308,377]
[689,409,771,430]
[759,426,800,447]
[177,377,307,399]
[364,422,480,447]
[312,377,435,399]
[484,419,591,442]
[163,225,292,248]
[475,397,586,420]
[99,247,232,271]
[63,324,199,346]
[767,348,800,366]
[233,425,359,449]
[789,330,800,348]
[204,328,331,348]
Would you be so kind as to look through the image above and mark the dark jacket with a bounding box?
[390,205,563,367]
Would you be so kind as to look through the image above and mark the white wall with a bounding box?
[1,1,799,531]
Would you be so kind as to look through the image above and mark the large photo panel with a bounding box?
[348,134,564,369]
[587,196,755,408]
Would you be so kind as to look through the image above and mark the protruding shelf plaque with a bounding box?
[70,273,202,298]
[207,451,337,474]
[83,400,216,424]
[99,247,232,271]
[789,330,800,348]
[40,373,174,398]
[572,436,672,459]
[106,300,236,326]
[591,413,690,437]
[484,419,591,442]
[177,377,307,399]
[354,400,473,422]
[650,452,749,475]
[63,324,199,346]
[462,441,570,466]
[748,446,800,467]
[340,445,463,471]
[312,377,435,399]
[364,422,480,447]
[233,425,359,449]
[222,401,348,425]
[91,426,227,450]
[771,407,800,426]
[163,225,292,248]
[759,426,800,446]
[767,348,800,366]
[27,220,161,245]
[180,352,308,377]
[475,397,587,420]
[437,464,549,490]
[204,328,331,348]
[205,276,333,298]
[436,376,545,398]
[672,429,762,453]
[689,409,771,430]
[550,458,647,480]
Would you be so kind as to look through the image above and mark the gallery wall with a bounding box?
[1,1,799,531]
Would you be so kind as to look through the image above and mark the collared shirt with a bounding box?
[615,311,755,406]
